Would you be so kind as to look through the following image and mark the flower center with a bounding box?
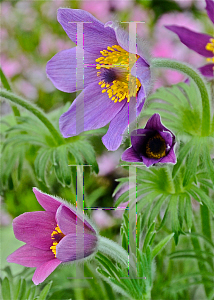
[96,45,141,103]
[206,38,214,63]
[50,224,65,257]
[146,133,166,159]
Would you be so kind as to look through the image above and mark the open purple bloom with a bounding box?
[7,188,97,285]
[165,0,214,78]
[121,114,176,167]
[46,9,151,151]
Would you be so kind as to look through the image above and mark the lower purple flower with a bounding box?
[121,114,176,167]
[7,188,98,285]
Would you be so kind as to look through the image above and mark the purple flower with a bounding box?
[165,0,214,78]
[121,114,176,167]
[7,188,98,285]
[46,9,151,151]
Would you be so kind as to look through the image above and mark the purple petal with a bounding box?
[56,233,97,262]
[145,114,169,132]
[59,82,125,137]
[7,244,55,267]
[159,131,173,147]
[141,155,160,167]
[206,0,214,24]
[13,211,56,250]
[134,57,151,107]
[165,25,213,58]
[105,21,150,65]
[56,205,96,236]
[33,188,61,213]
[121,147,142,162]
[102,98,140,151]
[130,129,153,153]
[46,47,98,93]
[160,146,177,164]
[57,9,117,54]
[32,258,61,285]
[198,63,214,78]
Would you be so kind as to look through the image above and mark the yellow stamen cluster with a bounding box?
[50,224,65,257]
[206,38,214,63]
[96,45,141,103]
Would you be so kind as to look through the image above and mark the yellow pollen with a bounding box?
[50,224,65,257]
[96,45,141,103]
[206,38,214,63]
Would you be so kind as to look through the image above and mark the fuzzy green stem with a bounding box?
[151,58,211,136]
[97,236,128,268]
[0,67,20,117]
[0,89,64,145]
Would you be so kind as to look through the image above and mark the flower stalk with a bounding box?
[151,58,211,137]
[97,236,128,268]
[0,89,65,146]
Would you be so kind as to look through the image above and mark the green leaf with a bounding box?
[183,138,201,186]
[191,185,214,215]
[148,194,167,225]
[185,193,192,231]
[168,194,180,244]
[143,222,156,251]
[52,145,72,186]
[37,281,52,300]
[172,140,193,179]
[1,277,11,300]
[202,143,214,184]
[16,278,26,300]
[34,148,52,186]
[152,233,174,259]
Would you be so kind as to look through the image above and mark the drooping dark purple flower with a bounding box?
[121,114,176,167]
[7,188,98,285]
[165,0,214,78]
[46,9,151,151]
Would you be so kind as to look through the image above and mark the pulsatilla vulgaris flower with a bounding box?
[7,188,98,285]
[121,114,176,167]
[46,9,151,151]
[165,0,214,78]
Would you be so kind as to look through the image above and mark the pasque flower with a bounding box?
[165,0,214,78]
[46,9,151,151]
[7,188,98,285]
[121,114,176,167]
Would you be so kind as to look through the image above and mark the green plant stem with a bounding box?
[97,236,128,268]
[151,58,211,136]
[0,67,20,117]
[0,89,64,145]
[191,221,210,298]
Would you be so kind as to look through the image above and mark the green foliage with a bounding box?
[0,267,51,300]
[144,80,205,137]
[1,110,98,190]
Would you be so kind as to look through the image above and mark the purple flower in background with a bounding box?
[7,188,97,285]
[165,0,214,78]
[121,114,176,167]
[46,9,151,151]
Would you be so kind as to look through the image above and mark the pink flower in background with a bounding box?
[98,151,122,176]
[92,210,114,229]
[152,11,205,87]
[81,0,133,22]
[7,188,98,285]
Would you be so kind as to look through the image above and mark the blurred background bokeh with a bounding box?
[1,1,212,299]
